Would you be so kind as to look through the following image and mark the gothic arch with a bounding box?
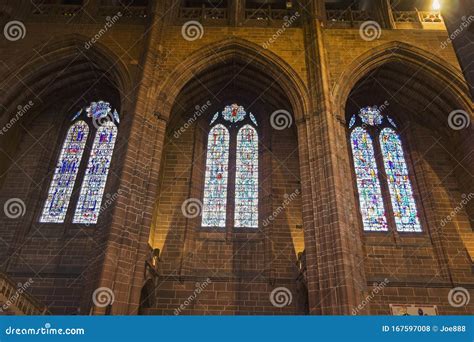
[332,41,472,119]
[0,33,132,122]
[155,37,311,123]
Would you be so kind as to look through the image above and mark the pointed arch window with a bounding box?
[73,121,118,224]
[201,104,259,229]
[350,127,388,231]
[235,125,259,228]
[201,124,230,227]
[348,106,422,233]
[40,121,89,223]
[379,128,421,232]
[40,101,120,224]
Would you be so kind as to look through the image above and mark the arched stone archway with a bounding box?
[0,34,133,314]
[330,41,473,315]
[154,37,311,123]
[332,41,472,116]
[143,37,310,315]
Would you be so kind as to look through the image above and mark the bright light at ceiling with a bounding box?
[432,0,441,10]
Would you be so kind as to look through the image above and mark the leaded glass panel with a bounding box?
[202,124,230,227]
[234,125,258,227]
[379,128,421,232]
[40,121,89,223]
[350,127,388,231]
[73,121,118,224]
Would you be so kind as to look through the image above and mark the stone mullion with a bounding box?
[89,2,169,315]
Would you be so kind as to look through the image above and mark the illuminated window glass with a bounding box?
[379,128,421,232]
[350,127,388,231]
[222,104,246,123]
[73,121,118,224]
[349,114,356,128]
[40,121,89,223]
[234,125,258,228]
[359,106,383,126]
[201,124,229,227]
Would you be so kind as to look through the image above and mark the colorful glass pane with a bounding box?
[222,104,246,123]
[73,122,118,224]
[86,101,112,120]
[350,127,388,231]
[202,124,229,227]
[71,109,82,122]
[234,125,259,227]
[359,106,383,126]
[349,114,356,128]
[40,121,89,223]
[249,112,258,126]
[379,128,421,232]
[113,109,120,124]
[387,116,397,128]
[210,112,219,125]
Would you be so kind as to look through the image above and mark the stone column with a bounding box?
[301,0,367,315]
[85,0,170,315]
[230,0,246,26]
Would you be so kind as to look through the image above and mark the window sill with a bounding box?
[196,226,264,241]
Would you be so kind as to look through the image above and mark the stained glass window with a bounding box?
[86,101,112,120]
[210,112,219,125]
[73,121,118,224]
[379,128,421,232]
[234,125,259,227]
[40,121,89,223]
[359,106,383,126]
[222,104,246,123]
[201,124,230,227]
[387,116,397,128]
[249,113,258,126]
[349,114,356,128]
[350,127,388,231]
